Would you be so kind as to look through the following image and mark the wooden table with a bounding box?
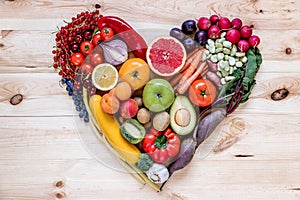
[1,0,299,199]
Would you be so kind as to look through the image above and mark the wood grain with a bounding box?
[1,0,300,30]
[0,0,300,199]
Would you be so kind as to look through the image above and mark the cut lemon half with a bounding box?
[92,63,119,91]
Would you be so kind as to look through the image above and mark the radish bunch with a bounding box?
[197,15,260,52]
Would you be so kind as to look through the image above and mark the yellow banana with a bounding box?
[89,94,140,164]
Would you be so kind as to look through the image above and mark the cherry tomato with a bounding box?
[92,33,102,46]
[79,62,94,74]
[71,52,84,66]
[90,52,104,66]
[188,79,216,107]
[100,27,114,41]
[80,41,94,55]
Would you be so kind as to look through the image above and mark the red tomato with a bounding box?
[188,79,217,107]
[90,52,104,66]
[92,33,102,46]
[79,62,94,74]
[70,52,84,66]
[80,41,94,55]
[100,27,114,41]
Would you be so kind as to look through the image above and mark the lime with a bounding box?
[92,63,119,91]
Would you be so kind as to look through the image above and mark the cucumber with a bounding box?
[120,119,146,144]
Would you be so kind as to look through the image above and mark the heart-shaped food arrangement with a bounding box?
[52,10,262,191]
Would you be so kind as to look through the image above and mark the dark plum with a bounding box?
[182,37,197,52]
[169,27,186,41]
[181,20,197,35]
[194,30,208,45]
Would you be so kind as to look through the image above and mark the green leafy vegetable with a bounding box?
[136,153,153,172]
[218,48,262,107]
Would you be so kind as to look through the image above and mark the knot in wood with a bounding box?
[271,88,289,101]
[95,4,101,9]
[54,180,64,188]
[55,192,66,199]
[9,94,23,105]
[285,47,292,55]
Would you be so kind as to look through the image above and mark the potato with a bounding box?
[153,112,170,132]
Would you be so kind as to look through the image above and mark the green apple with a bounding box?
[142,79,175,112]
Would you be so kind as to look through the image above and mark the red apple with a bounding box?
[120,99,139,119]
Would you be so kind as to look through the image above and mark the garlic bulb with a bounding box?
[146,163,169,183]
[100,39,128,65]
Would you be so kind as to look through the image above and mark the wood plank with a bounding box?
[1,0,300,30]
[1,29,300,69]
[0,113,299,162]
[0,159,299,199]
[199,113,300,161]
[0,73,74,117]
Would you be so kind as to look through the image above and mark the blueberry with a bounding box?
[79,112,84,118]
[72,95,77,100]
[76,105,81,111]
[68,91,73,96]
[61,78,67,84]
[66,86,71,92]
[66,80,73,87]
[76,95,82,101]
[77,90,83,95]
[83,111,88,116]
[84,116,89,123]
[82,105,86,111]
[74,100,80,106]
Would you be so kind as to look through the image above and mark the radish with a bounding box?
[238,40,250,52]
[240,25,252,39]
[208,25,221,39]
[197,17,211,30]
[231,18,242,29]
[218,17,231,30]
[248,35,260,48]
[209,15,219,24]
[225,29,240,44]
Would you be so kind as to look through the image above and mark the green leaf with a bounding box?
[241,80,256,103]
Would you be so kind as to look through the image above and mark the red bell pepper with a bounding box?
[142,128,180,163]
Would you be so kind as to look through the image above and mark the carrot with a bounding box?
[179,47,203,72]
[170,73,183,87]
[175,49,204,90]
[176,62,208,94]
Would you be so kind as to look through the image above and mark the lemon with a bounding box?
[92,63,119,91]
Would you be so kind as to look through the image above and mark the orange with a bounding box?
[119,58,150,90]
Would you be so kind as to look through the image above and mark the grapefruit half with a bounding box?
[146,36,187,76]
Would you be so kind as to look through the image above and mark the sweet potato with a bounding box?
[206,71,222,89]
[196,108,226,148]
